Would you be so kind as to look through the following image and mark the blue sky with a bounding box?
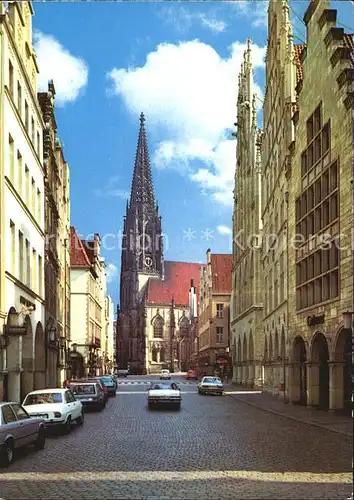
[31,1,353,307]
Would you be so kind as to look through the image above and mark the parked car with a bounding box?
[94,376,116,397]
[198,377,224,395]
[147,382,181,410]
[117,369,129,377]
[160,369,171,380]
[0,402,46,467]
[69,382,106,410]
[23,388,84,433]
[186,369,197,380]
[73,378,108,403]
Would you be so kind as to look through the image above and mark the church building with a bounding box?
[116,113,203,374]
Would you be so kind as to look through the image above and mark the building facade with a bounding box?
[103,295,115,373]
[198,250,232,377]
[38,80,71,388]
[0,1,46,402]
[231,40,264,388]
[69,228,105,378]
[260,0,300,396]
[117,114,203,374]
[287,0,353,413]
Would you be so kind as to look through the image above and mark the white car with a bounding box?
[23,388,84,433]
[198,377,224,395]
[148,382,181,410]
[159,369,171,380]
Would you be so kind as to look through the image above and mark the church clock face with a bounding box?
[145,256,153,267]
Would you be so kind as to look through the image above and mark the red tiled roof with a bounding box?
[294,44,306,83]
[70,227,91,267]
[146,261,205,307]
[81,240,95,264]
[211,254,232,294]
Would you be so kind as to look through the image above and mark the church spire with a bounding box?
[129,112,155,211]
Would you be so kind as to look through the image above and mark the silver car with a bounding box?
[198,376,224,395]
[0,402,46,467]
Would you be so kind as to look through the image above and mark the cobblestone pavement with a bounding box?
[0,375,352,500]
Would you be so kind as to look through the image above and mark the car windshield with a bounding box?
[150,383,178,390]
[70,384,96,395]
[23,392,63,405]
[203,377,220,384]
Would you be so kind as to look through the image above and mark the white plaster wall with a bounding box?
[70,269,88,345]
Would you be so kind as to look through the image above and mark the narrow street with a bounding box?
[0,376,352,500]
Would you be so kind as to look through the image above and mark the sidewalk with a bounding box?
[225,385,353,437]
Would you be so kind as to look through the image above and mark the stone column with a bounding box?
[307,362,319,407]
[253,363,263,390]
[329,361,344,411]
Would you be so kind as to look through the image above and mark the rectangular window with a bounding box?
[216,326,223,343]
[19,231,24,281]
[8,60,14,97]
[31,118,35,144]
[38,255,43,296]
[26,239,30,287]
[31,178,35,213]
[25,166,30,205]
[216,303,224,318]
[10,221,15,274]
[32,249,37,292]
[37,189,41,222]
[36,131,40,157]
[8,135,14,182]
[25,100,29,131]
[17,81,22,116]
[17,151,23,197]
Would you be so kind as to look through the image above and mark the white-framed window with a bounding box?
[216,303,224,318]
[216,326,223,343]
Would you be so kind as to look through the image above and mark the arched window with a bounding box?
[153,317,163,338]
[179,317,189,337]
[152,348,157,362]
[160,349,165,362]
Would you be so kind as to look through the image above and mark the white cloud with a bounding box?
[231,0,269,28]
[34,31,88,105]
[217,225,232,236]
[107,39,265,205]
[94,176,130,200]
[159,6,227,33]
[106,263,118,283]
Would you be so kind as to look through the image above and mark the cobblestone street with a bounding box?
[0,376,352,499]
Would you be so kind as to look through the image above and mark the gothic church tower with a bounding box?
[118,113,164,372]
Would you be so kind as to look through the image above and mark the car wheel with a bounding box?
[34,428,46,450]
[77,411,84,425]
[64,416,71,434]
[1,439,14,467]
[175,403,181,410]
[148,403,154,410]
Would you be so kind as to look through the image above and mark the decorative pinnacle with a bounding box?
[140,112,145,124]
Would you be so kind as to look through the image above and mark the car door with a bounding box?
[1,405,22,448]
[67,390,81,419]
[9,404,36,447]
[64,390,75,420]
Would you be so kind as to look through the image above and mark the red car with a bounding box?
[186,370,197,380]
